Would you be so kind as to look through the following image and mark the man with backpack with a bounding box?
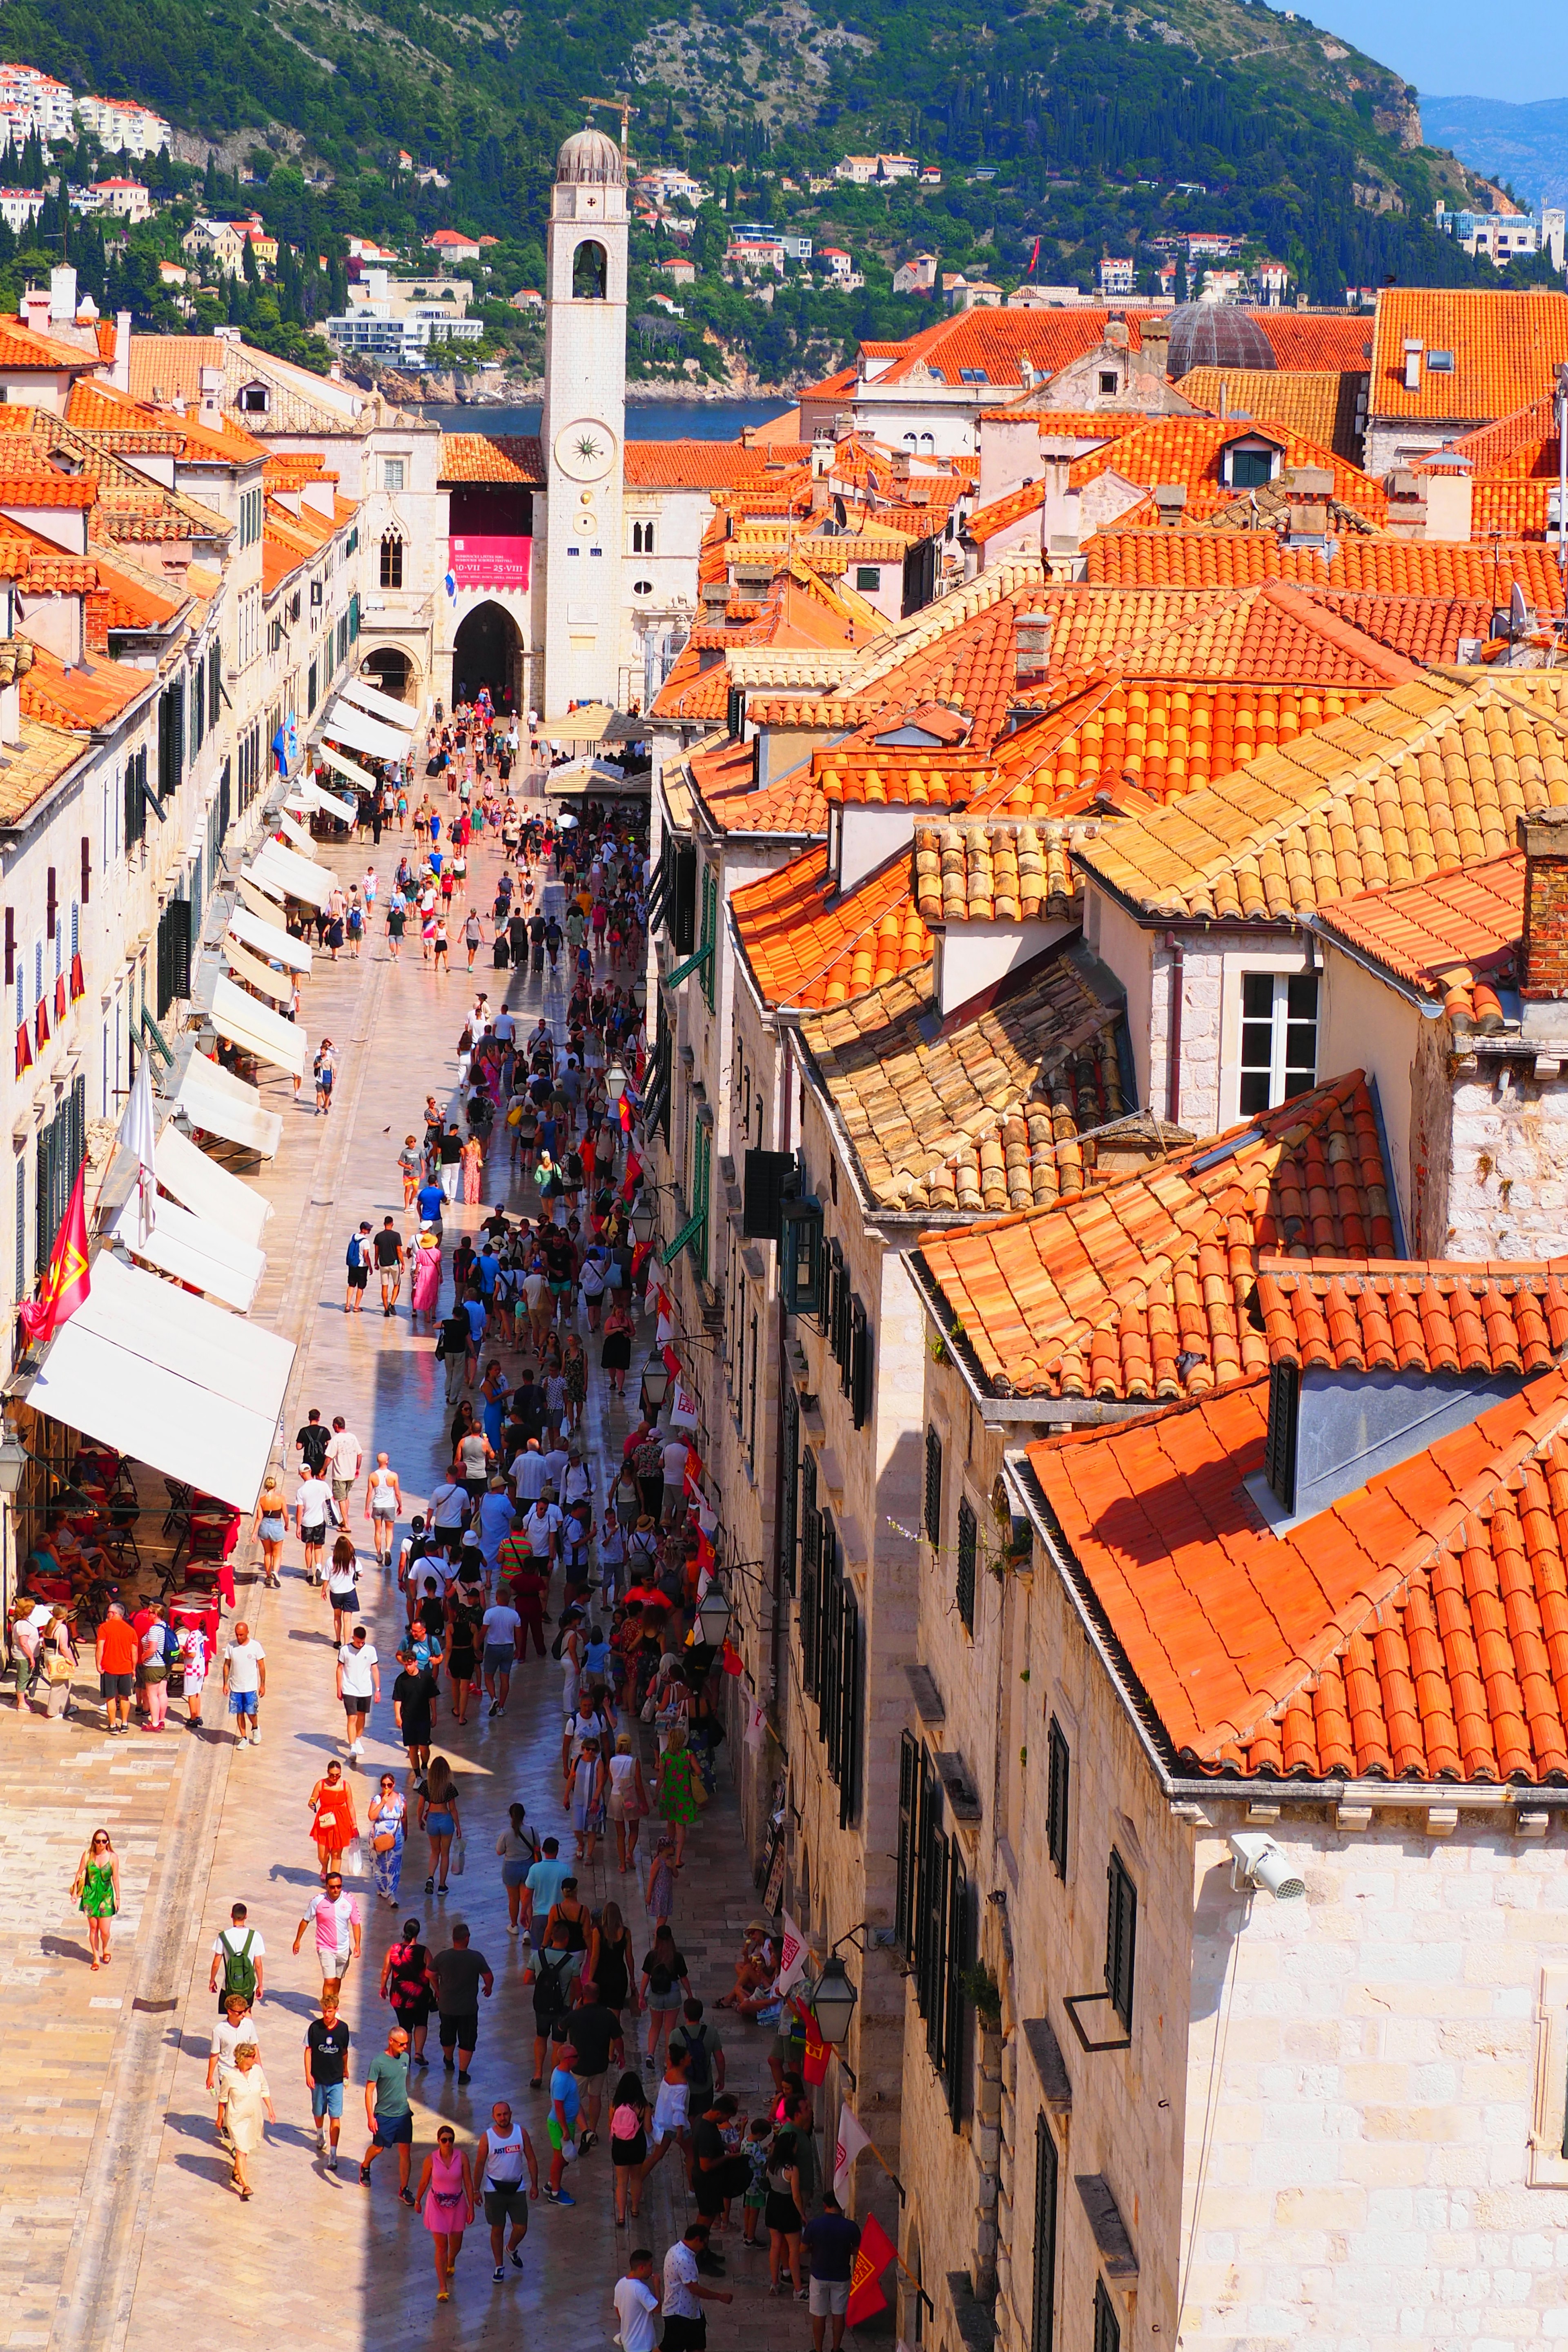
[344,1221,372,1316]
[669,1998,724,2100]
[209,1900,265,2014]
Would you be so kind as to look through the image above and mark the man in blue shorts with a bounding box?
[305,1984,351,2171]
[360,2024,414,2200]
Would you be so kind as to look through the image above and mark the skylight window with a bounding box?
[1428,350,1455,372]
[958,367,989,385]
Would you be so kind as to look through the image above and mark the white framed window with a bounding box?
[1238,972,1317,1116]
[383,457,407,492]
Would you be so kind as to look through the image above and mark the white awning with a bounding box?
[339,675,419,729]
[274,808,318,857]
[173,1058,283,1157]
[323,699,408,760]
[539,702,615,744]
[211,974,307,1078]
[223,935,294,1003]
[315,744,376,797]
[27,1252,294,1512]
[110,1193,266,1312]
[247,842,332,909]
[228,906,311,971]
[235,873,285,926]
[157,1116,274,1236]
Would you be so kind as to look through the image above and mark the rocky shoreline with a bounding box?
[365,363,796,407]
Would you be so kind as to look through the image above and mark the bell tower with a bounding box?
[540,125,628,715]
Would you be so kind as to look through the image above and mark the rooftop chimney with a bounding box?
[1139,314,1171,378]
[199,364,224,419]
[1519,806,1568,1038]
[1014,613,1051,684]
[19,287,51,336]
[112,310,133,391]
[1403,337,1423,392]
[49,265,76,323]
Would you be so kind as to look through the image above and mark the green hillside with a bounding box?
[3,0,1550,383]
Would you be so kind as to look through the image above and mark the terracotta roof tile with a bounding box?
[1085,528,1315,589]
[1255,1256,1568,1376]
[1313,846,1524,1028]
[1173,366,1366,461]
[688,733,828,837]
[1069,416,1386,525]
[1472,480,1555,542]
[1076,672,1568,922]
[0,321,98,374]
[1254,314,1374,372]
[1305,588,1494,663]
[1026,1359,1568,1782]
[731,844,929,1010]
[20,639,148,731]
[1370,290,1568,424]
[624,440,811,488]
[855,307,1149,391]
[797,943,1126,1214]
[913,819,1078,924]
[916,1071,1394,1399]
[438,432,544,485]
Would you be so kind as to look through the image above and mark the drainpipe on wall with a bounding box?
[1165,930,1185,1126]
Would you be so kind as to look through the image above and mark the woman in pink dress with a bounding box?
[417,2125,474,2299]
[410,1230,443,1323]
[460,1133,484,1205]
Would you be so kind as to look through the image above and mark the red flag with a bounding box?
[34,998,48,1049]
[1026,234,1041,277]
[15,1022,31,1077]
[53,972,67,1022]
[802,2005,831,2085]
[661,1341,682,1379]
[69,951,84,1004]
[846,2213,898,2326]
[20,1163,91,1344]
[719,1635,744,1677]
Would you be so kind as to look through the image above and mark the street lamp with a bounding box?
[605,1060,628,1105]
[640,1361,671,1416]
[811,1954,859,2047]
[696,1581,732,1648]
[0,1426,27,1497]
[629,1200,657,1247]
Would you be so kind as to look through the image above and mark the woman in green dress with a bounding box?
[654,1723,702,1865]
[72,1829,119,1971]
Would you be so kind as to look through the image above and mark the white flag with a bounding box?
[776,1911,808,1996]
[833,2102,871,2201]
[744,1692,768,1752]
[670,1381,700,1430]
[120,1054,159,1247]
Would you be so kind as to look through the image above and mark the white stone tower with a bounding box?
[540,125,628,715]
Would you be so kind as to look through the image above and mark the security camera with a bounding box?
[1228,1831,1305,1901]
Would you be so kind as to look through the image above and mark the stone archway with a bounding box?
[452,600,523,713]
[361,647,416,703]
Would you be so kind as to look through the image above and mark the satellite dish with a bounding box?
[1512,581,1531,628]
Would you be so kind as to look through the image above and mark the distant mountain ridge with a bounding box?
[1420,94,1568,211]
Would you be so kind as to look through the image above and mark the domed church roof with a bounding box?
[1164,303,1276,379]
[557,127,626,186]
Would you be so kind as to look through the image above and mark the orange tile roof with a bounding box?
[0,320,99,373]
[967,478,1046,546]
[1255,1255,1568,1376]
[652,642,732,724]
[1076,673,1568,923]
[1312,848,1524,1029]
[912,820,1078,924]
[797,945,1126,1215]
[438,432,543,485]
[65,377,267,464]
[0,471,97,510]
[974,406,1150,443]
[1326,537,1565,606]
[1305,588,1494,664]
[1085,530,1317,590]
[1025,1360,1568,1782]
[1472,480,1555,541]
[1068,416,1386,525]
[88,552,182,643]
[20,639,148,731]
[1444,394,1559,479]
[860,306,1148,390]
[1370,289,1568,423]
[689,734,828,837]
[1083,532,1564,605]
[624,441,810,489]
[816,748,995,809]
[731,844,929,1010]
[915,1072,1395,1399]
[1254,314,1374,373]
[1172,366,1365,462]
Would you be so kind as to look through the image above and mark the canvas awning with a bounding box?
[177,1058,285,1157]
[110,1192,266,1312]
[339,677,417,731]
[25,1252,294,1512]
[323,699,408,760]
[211,974,307,1078]
[539,702,615,744]
[235,873,285,926]
[315,744,377,796]
[157,1116,274,1238]
[247,842,332,909]
[547,757,650,797]
[227,907,311,971]
[223,935,294,1003]
[274,808,318,857]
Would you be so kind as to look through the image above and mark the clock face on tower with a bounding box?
[553,419,617,484]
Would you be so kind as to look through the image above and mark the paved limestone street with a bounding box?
[0,775,816,2350]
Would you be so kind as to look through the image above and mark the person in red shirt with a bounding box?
[95,1602,139,1735]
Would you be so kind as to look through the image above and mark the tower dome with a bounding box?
[556,126,626,187]
[1164,302,1276,380]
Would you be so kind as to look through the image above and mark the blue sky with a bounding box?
[1301,0,1563,102]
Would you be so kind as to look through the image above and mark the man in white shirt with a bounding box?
[615,2250,662,2352]
[295,1472,333,1584]
[493,1008,517,1045]
[429,1475,468,1536]
[208,1900,266,2011]
[561,1449,593,1509]
[519,1496,562,1563]
[513,1440,548,1503]
[292,1876,363,1983]
[336,1625,381,1760]
[481,1598,523,1715]
[326,1419,363,1521]
[662,2222,731,2352]
[660,1438,690,1527]
[541,1441,570,1496]
[222,1625,267,1745]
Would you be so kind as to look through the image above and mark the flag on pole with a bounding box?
[670,1380,700,1430]
[846,2213,899,2326]
[833,2103,872,2201]
[802,2006,831,2085]
[776,1913,808,1995]
[120,1051,159,1248]
[745,1692,769,1751]
[19,1163,91,1345]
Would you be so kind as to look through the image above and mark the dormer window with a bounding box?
[238,382,270,415]
[1227,441,1277,490]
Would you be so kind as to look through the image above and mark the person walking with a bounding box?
[337,1623,381,1761]
[802,2191,862,2352]
[417,2125,475,2301]
[381,1919,433,2069]
[428,1921,493,2085]
[495,1802,537,1933]
[137,1603,173,1733]
[327,1418,363,1525]
[222,1622,267,1746]
[71,1829,119,1969]
[640,1924,691,2069]
[419,1754,462,1893]
[305,1984,352,2172]
[374,1216,406,1315]
[296,1465,332,1588]
[221,2044,276,2200]
[609,2071,653,2226]
[210,1901,266,2013]
[94,1601,137,1736]
[606,1732,648,1874]
[480,1587,522,1717]
[294,1871,362,1983]
[207,1993,256,2126]
[615,2245,663,2348]
[764,2128,806,2298]
[325,1538,361,1645]
[365,1454,403,1564]
[476,2100,539,2281]
[663,2220,733,2350]
[307,1761,359,1882]
[368,1772,408,1905]
[251,1478,287,1588]
[360,2024,416,2201]
[345,1222,372,1314]
[654,1724,703,1866]
[392,1646,437,1787]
